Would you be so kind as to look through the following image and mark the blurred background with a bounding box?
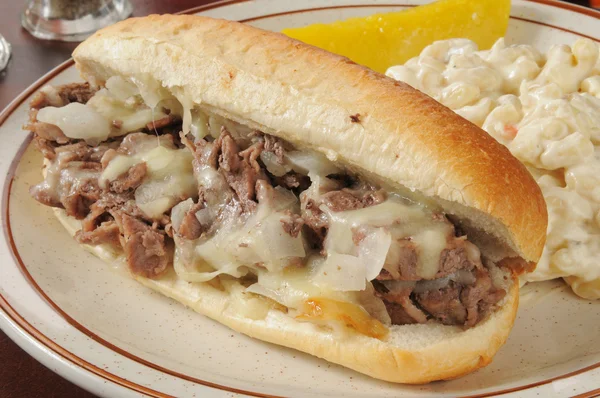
[0,0,598,397]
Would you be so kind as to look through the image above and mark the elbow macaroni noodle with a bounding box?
[387,38,600,299]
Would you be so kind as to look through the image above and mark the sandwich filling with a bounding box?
[26,79,507,337]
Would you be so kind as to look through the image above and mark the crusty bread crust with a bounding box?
[53,206,518,384]
[72,14,547,265]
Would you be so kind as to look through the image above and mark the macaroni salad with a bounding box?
[386,37,600,299]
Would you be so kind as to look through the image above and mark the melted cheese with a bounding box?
[412,228,452,279]
[323,199,452,280]
[248,266,358,309]
[87,90,168,135]
[41,73,478,335]
[101,144,197,219]
[36,103,111,143]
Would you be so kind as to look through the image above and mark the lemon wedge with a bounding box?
[282,0,510,73]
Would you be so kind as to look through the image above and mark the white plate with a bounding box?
[0,1,599,397]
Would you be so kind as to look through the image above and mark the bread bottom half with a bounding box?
[51,204,518,384]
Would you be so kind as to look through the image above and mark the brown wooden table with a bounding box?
[0,2,214,396]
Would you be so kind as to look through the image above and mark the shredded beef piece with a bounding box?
[373,282,428,324]
[75,221,121,246]
[375,214,483,284]
[56,82,97,105]
[81,202,107,232]
[438,243,475,277]
[27,121,69,144]
[321,188,386,212]
[219,132,240,171]
[240,141,264,173]
[459,269,506,326]
[377,236,480,282]
[29,83,96,110]
[301,182,386,249]
[94,192,170,226]
[414,282,467,325]
[118,132,176,155]
[374,266,506,328]
[146,115,177,131]
[55,141,116,164]
[101,149,118,169]
[30,92,59,110]
[30,159,102,219]
[109,163,147,193]
[29,185,61,208]
[178,202,206,240]
[263,134,285,164]
[216,129,266,212]
[116,213,169,278]
[301,198,329,242]
[321,190,364,212]
[383,302,423,325]
[274,172,310,191]
[33,136,58,160]
[62,179,102,219]
[280,212,304,238]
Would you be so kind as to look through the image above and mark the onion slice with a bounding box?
[358,228,392,281]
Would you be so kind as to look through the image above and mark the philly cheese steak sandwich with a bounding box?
[25,15,547,383]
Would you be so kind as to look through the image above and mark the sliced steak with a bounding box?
[30,162,102,219]
[300,197,329,246]
[414,282,468,325]
[33,137,58,160]
[189,128,266,214]
[239,141,264,173]
[459,269,506,327]
[117,213,169,278]
[117,132,175,156]
[280,211,304,238]
[274,172,310,191]
[109,162,147,193]
[55,141,116,164]
[27,121,69,144]
[56,82,97,105]
[321,187,386,212]
[378,240,420,281]
[262,134,285,164]
[95,192,170,226]
[301,181,386,246]
[75,221,121,246]
[219,132,264,212]
[438,243,475,277]
[30,83,96,110]
[61,178,102,219]
[145,115,177,131]
[177,201,206,240]
[375,267,506,328]
[378,223,480,282]
[373,282,429,324]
